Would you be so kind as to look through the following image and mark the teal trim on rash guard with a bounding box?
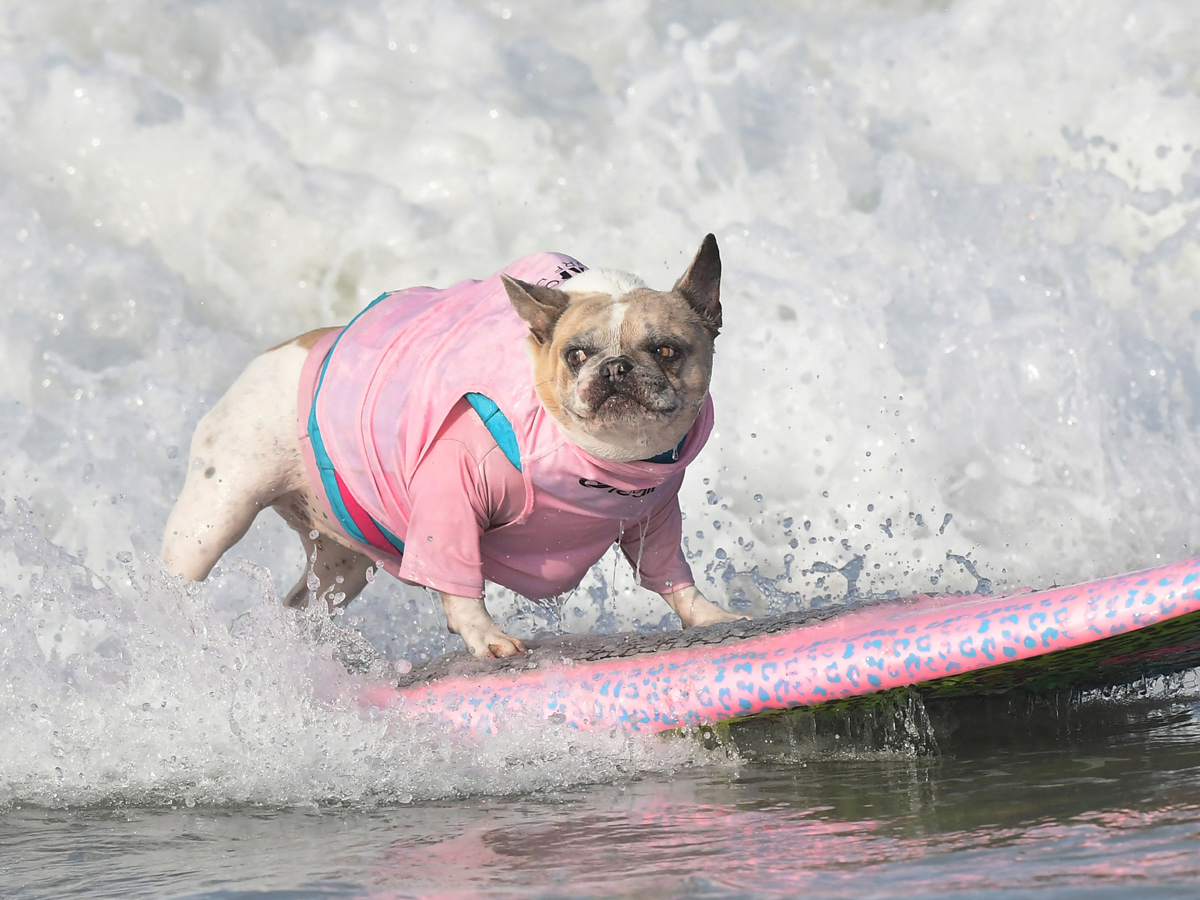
[643,436,686,464]
[307,291,405,556]
[465,392,522,472]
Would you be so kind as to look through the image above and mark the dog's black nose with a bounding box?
[603,356,634,381]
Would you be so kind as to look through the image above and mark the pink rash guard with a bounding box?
[296,252,714,600]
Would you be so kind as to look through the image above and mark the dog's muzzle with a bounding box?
[580,360,676,415]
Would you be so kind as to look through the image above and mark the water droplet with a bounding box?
[309,529,320,540]
[706,490,718,505]
[399,793,413,804]
[753,493,763,503]
[116,551,132,564]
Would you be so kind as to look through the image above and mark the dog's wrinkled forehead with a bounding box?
[558,267,647,299]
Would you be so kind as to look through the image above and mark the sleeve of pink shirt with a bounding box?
[397,399,695,599]
[396,401,524,599]
[617,473,696,594]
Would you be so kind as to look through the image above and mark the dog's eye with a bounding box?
[566,348,589,367]
[655,346,679,360]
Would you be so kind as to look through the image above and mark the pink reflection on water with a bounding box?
[349,782,1200,899]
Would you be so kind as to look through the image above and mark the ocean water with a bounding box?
[4,0,1200,896]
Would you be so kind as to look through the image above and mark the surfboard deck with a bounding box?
[359,557,1200,734]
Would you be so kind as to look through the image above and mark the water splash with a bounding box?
[0,500,726,809]
[4,0,1200,808]
[945,553,994,596]
[727,688,941,763]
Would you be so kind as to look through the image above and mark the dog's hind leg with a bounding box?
[274,502,375,610]
[161,344,311,584]
[161,452,261,584]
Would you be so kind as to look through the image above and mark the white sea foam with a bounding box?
[2,0,1200,806]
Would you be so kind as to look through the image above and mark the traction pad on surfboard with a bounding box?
[393,596,911,688]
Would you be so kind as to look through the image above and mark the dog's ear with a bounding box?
[502,275,572,345]
[673,233,722,334]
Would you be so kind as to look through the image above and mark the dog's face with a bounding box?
[503,235,722,462]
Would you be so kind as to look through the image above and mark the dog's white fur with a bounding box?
[558,268,647,298]
[161,338,377,609]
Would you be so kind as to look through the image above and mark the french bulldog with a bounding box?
[161,235,739,657]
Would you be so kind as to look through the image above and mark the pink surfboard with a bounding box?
[360,557,1200,734]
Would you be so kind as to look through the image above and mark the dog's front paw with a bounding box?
[661,584,748,628]
[682,605,747,628]
[440,591,526,658]
[464,628,527,659]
